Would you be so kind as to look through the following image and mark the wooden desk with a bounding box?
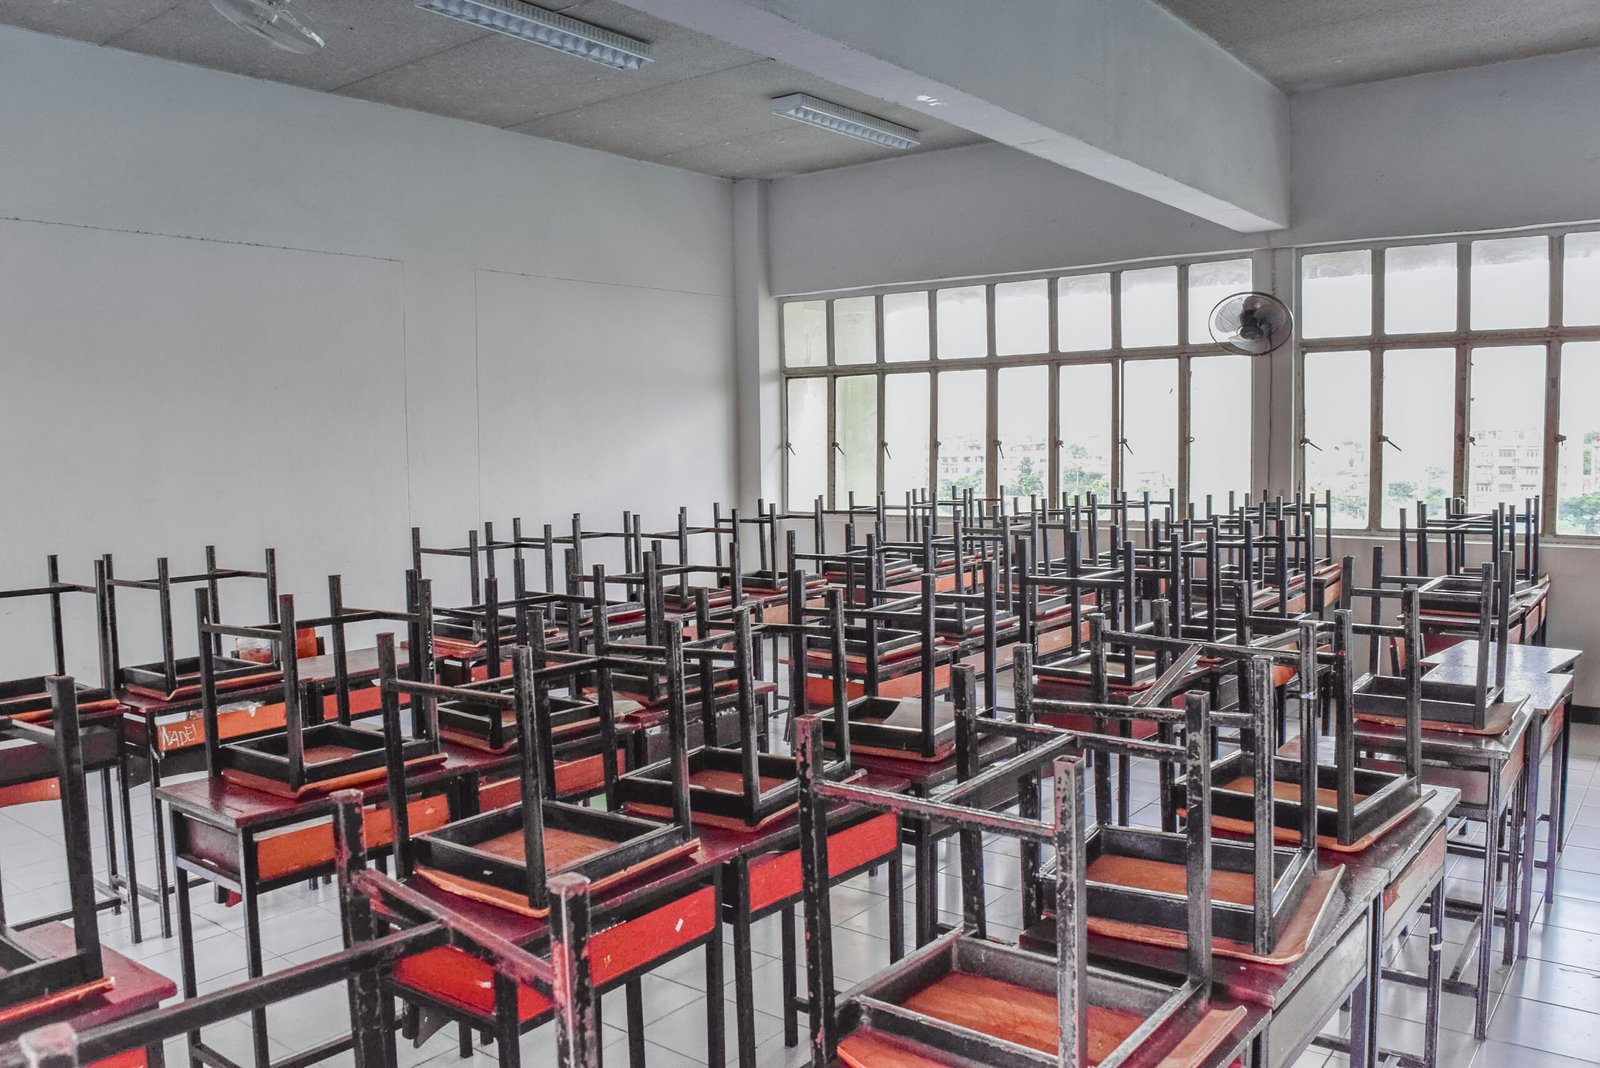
[0,924,175,1064]
[1421,642,1581,676]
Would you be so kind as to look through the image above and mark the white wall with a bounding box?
[756,46,1600,700]
[0,26,736,679]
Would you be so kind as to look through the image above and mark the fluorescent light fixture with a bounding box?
[416,0,652,71]
[770,93,920,150]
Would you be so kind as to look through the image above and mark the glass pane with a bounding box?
[1189,355,1252,510]
[1187,259,1253,345]
[786,377,827,506]
[832,296,876,365]
[997,365,1049,499]
[1380,348,1454,526]
[936,286,987,359]
[833,375,878,505]
[1059,363,1113,501]
[1120,266,1178,348]
[1557,342,1600,534]
[1471,236,1549,329]
[937,369,987,499]
[1384,243,1457,334]
[1058,274,1112,352]
[1303,351,1371,528]
[1301,249,1372,339]
[995,279,1049,356]
[1121,358,1179,496]
[1467,346,1545,514]
[1564,232,1600,327]
[884,291,930,362]
[782,301,827,367]
[884,373,931,499]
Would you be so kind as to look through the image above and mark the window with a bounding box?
[937,369,987,499]
[833,296,875,366]
[936,286,987,359]
[883,373,930,498]
[997,365,1049,498]
[1121,359,1179,496]
[786,378,827,505]
[782,301,827,367]
[1299,226,1600,536]
[1303,351,1370,528]
[833,375,878,504]
[1059,363,1112,501]
[781,254,1258,509]
[1188,355,1252,509]
[1557,342,1600,534]
[1380,349,1454,525]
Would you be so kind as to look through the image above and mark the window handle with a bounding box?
[1556,433,1569,444]
[1380,435,1403,453]
[881,441,892,459]
[832,441,845,456]
[995,441,1006,458]
[1119,437,1133,455]
[1299,436,1322,453]
[786,442,796,456]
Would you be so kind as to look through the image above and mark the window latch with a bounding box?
[832,441,844,456]
[1380,435,1403,453]
[1299,436,1323,453]
[786,442,796,456]
[1119,437,1133,455]
[995,441,1005,458]
[1556,433,1569,444]
[881,441,892,459]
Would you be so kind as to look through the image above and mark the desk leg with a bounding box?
[914,821,937,948]
[1503,774,1523,968]
[1558,710,1572,849]
[1424,880,1444,1068]
[100,767,121,918]
[1476,774,1499,1040]
[1364,898,1382,1068]
[624,979,646,1068]
[887,844,905,963]
[705,918,726,1068]
[150,753,174,940]
[729,860,757,1068]
[1520,718,1542,961]
[493,974,521,1068]
[781,906,798,1047]
[238,833,270,1068]
[1546,724,1566,917]
[1349,922,1374,1068]
[117,740,143,943]
[175,851,201,1068]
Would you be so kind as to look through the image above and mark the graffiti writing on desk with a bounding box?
[156,702,264,751]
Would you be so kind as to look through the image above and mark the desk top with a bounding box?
[1423,664,1574,717]
[1348,697,1533,764]
[1422,642,1581,676]
[118,648,386,717]
[0,924,174,1045]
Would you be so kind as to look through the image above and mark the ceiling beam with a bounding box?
[612,0,1290,232]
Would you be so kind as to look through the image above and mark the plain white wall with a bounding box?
[756,46,1600,700]
[0,26,737,679]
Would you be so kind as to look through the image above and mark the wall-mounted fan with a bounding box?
[210,0,324,54]
[1209,292,1293,356]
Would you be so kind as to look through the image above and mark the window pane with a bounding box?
[1189,355,1252,509]
[1301,249,1372,339]
[834,375,878,505]
[1564,232,1600,326]
[884,291,930,362]
[937,369,987,499]
[1467,346,1545,514]
[1058,273,1112,352]
[936,286,987,359]
[786,377,827,505]
[1381,348,1454,525]
[1059,363,1113,501]
[1471,236,1549,329]
[997,365,1049,499]
[1120,266,1178,348]
[832,296,875,365]
[1187,259,1253,345]
[884,373,930,499]
[1121,358,1179,496]
[782,301,827,367]
[1303,351,1371,528]
[995,279,1049,356]
[1384,243,1457,334]
[1557,342,1600,534]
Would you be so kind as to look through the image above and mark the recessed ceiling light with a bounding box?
[770,94,920,150]
[415,0,652,71]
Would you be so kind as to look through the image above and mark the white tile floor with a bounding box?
[5,725,1600,1067]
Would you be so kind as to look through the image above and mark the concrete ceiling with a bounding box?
[1154,0,1600,90]
[0,0,981,178]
